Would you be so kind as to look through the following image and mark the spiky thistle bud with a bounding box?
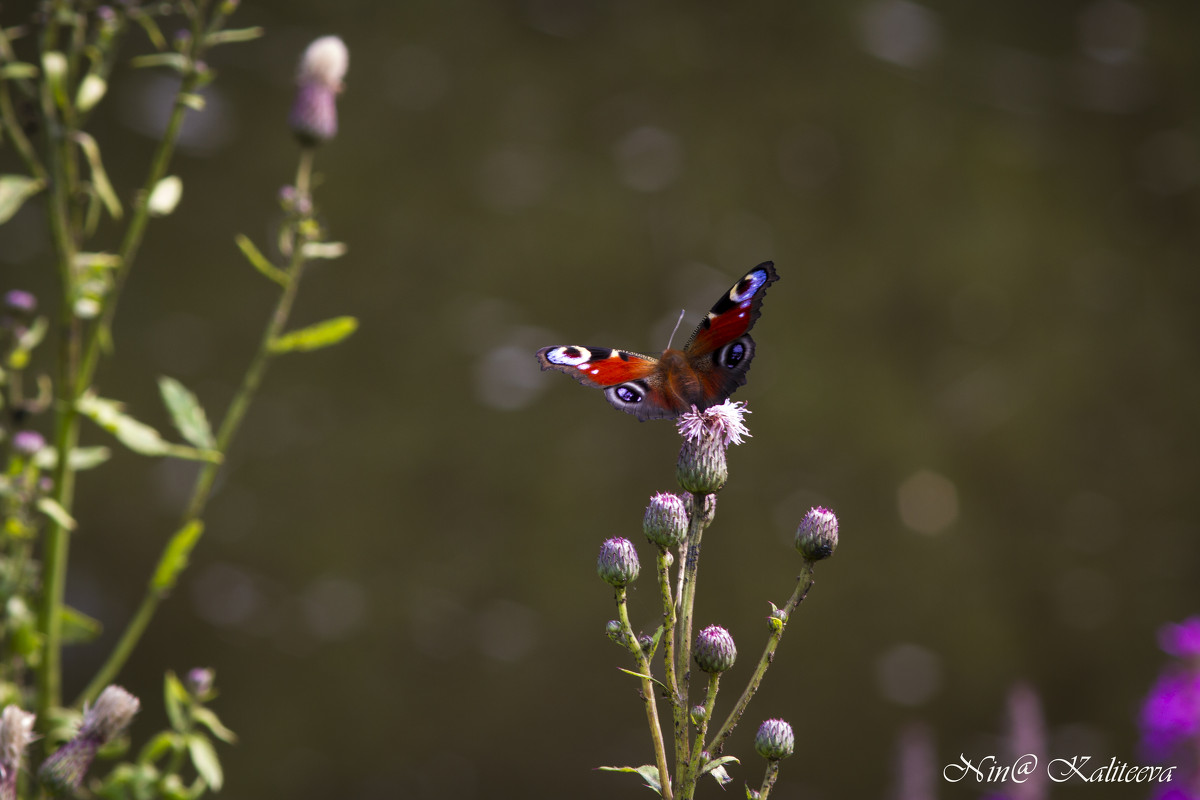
[0,705,36,800]
[693,624,737,673]
[289,36,348,146]
[795,506,838,561]
[605,620,623,644]
[643,492,689,548]
[755,718,795,760]
[597,538,640,588]
[39,686,139,793]
[690,704,708,724]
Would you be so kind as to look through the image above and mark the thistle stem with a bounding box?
[683,672,721,796]
[707,562,814,758]
[75,152,316,706]
[656,548,686,790]
[758,759,782,799]
[615,586,673,800]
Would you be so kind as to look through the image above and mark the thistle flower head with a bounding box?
[795,506,839,561]
[693,624,737,673]
[290,36,348,146]
[186,668,215,699]
[80,685,140,744]
[3,291,36,315]
[643,492,689,548]
[0,705,36,786]
[755,718,795,760]
[40,686,139,793]
[676,400,752,447]
[596,538,640,588]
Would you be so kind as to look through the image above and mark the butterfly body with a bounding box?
[537,262,778,421]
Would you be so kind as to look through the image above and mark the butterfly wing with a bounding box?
[537,346,678,420]
[682,261,779,407]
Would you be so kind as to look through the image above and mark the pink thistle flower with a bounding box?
[676,400,752,447]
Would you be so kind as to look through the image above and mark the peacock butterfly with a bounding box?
[536,262,779,420]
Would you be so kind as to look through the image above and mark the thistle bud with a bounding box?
[3,290,36,316]
[39,686,139,792]
[676,435,727,494]
[185,667,215,699]
[605,620,623,644]
[0,705,36,800]
[690,704,708,724]
[643,492,689,548]
[289,36,348,146]
[596,538,640,588]
[693,624,737,673]
[755,718,795,760]
[638,634,655,655]
[795,506,838,561]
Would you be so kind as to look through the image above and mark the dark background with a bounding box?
[3,1,1198,798]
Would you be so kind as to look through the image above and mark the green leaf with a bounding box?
[151,520,204,593]
[60,604,102,644]
[186,733,223,790]
[138,730,183,765]
[700,755,738,785]
[164,671,189,731]
[617,667,669,693]
[234,234,288,287]
[130,52,188,72]
[270,316,358,354]
[192,707,237,744]
[36,496,77,530]
[76,393,220,462]
[73,251,123,269]
[0,62,38,79]
[204,26,264,46]
[597,765,662,794]
[76,72,107,113]
[157,376,215,449]
[300,241,347,260]
[128,9,167,50]
[0,175,46,224]
[73,132,123,219]
[42,51,68,109]
[180,92,205,111]
[148,175,183,216]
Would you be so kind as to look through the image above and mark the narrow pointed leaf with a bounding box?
[60,605,103,644]
[0,62,38,79]
[37,497,77,530]
[151,520,204,593]
[300,241,347,260]
[235,234,288,286]
[130,52,188,72]
[73,132,123,219]
[164,671,189,732]
[186,733,223,790]
[34,445,112,471]
[270,316,358,354]
[192,707,237,744]
[204,26,264,46]
[0,175,46,224]
[77,393,220,462]
[596,765,662,794]
[75,72,107,112]
[158,376,215,449]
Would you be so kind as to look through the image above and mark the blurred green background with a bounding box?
[3,1,1199,798]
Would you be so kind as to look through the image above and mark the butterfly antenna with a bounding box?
[666,309,686,349]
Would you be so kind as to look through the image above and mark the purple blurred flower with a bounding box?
[1141,670,1200,759]
[1160,617,1200,659]
[289,36,348,146]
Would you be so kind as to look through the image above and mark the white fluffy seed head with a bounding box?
[298,35,349,89]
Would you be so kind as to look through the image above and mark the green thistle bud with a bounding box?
[690,704,708,724]
[767,602,787,634]
[638,634,655,655]
[605,619,623,644]
[755,718,795,760]
[643,492,689,548]
[597,538,640,587]
[795,506,838,561]
[693,624,737,673]
[676,435,728,494]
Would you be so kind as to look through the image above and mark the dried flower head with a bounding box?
[0,705,36,797]
[39,686,140,792]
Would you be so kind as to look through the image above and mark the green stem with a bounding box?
[707,562,814,758]
[682,672,721,798]
[75,153,317,706]
[616,586,673,800]
[656,548,686,792]
[675,493,711,704]
[757,759,782,799]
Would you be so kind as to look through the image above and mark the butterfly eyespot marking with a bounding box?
[606,383,645,406]
[728,267,770,303]
[545,346,593,366]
